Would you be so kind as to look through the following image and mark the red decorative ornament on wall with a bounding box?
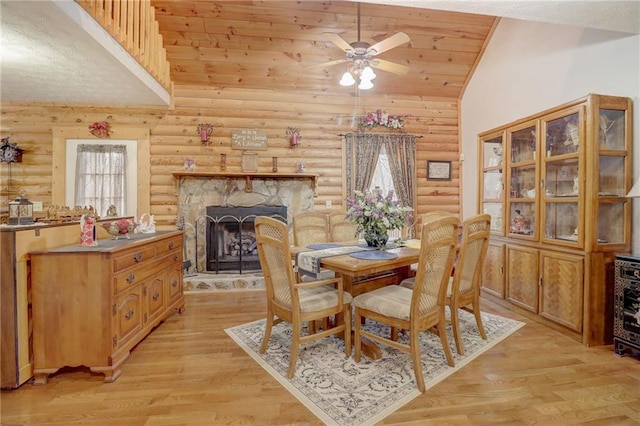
[89,121,111,138]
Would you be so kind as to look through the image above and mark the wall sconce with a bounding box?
[197,123,214,144]
[285,127,301,148]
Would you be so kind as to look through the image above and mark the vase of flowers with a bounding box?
[345,189,413,249]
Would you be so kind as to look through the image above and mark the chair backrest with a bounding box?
[293,212,330,247]
[255,216,297,309]
[415,211,457,234]
[329,210,358,242]
[410,215,459,318]
[453,213,491,296]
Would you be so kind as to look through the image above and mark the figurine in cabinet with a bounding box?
[510,209,529,234]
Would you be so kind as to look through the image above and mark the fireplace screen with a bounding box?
[206,206,287,273]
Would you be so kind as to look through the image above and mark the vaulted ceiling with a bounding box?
[151,1,497,99]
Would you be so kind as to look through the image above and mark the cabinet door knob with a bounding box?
[153,292,160,301]
[126,274,136,284]
[133,252,143,262]
[172,279,178,288]
[124,309,134,320]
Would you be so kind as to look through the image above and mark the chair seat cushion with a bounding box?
[300,268,336,282]
[299,285,352,313]
[399,277,415,289]
[353,285,419,320]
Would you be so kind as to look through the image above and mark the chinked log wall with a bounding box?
[0,87,460,227]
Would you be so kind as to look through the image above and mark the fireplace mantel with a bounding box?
[172,171,319,196]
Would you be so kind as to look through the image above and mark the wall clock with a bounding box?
[0,137,24,163]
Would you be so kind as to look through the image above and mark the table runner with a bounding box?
[295,245,371,278]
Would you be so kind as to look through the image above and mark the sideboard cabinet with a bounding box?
[30,231,185,383]
[478,94,633,346]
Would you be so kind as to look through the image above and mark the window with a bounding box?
[369,145,396,196]
[64,139,138,217]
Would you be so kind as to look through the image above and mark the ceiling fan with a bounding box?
[308,3,410,89]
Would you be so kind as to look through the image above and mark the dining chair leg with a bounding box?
[354,308,362,362]
[472,305,487,340]
[451,303,464,355]
[260,311,275,354]
[344,304,352,358]
[437,319,455,368]
[410,328,425,393]
[287,324,301,379]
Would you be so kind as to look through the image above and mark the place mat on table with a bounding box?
[307,243,343,250]
[296,245,370,279]
[349,250,399,260]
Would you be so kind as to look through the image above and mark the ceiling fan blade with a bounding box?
[305,58,350,70]
[323,33,354,53]
[367,32,410,55]
[370,59,410,75]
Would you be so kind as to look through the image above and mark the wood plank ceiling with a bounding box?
[151,1,497,99]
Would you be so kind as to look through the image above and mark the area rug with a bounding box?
[225,309,525,425]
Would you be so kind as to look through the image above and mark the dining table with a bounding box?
[292,241,421,359]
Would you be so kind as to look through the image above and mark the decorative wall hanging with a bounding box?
[285,127,301,148]
[232,129,268,150]
[241,152,259,172]
[183,157,196,171]
[197,123,214,144]
[0,137,24,163]
[358,110,406,132]
[427,160,452,181]
[89,121,111,138]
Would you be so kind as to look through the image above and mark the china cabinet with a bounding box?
[478,94,633,346]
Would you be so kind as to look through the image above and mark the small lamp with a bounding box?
[8,191,34,225]
[627,176,640,198]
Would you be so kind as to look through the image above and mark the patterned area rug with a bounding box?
[226,309,525,425]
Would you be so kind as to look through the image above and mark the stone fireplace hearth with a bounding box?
[175,172,316,275]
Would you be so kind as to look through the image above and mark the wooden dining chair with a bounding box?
[328,210,358,242]
[293,211,330,247]
[446,213,491,355]
[254,216,352,379]
[352,215,459,392]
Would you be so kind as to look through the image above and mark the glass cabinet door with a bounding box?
[541,107,583,247]
[507,122,538,239]
[479,132,504,234]
[596,107,629,246]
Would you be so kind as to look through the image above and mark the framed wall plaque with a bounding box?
[241,152,259,172]
[427,160,452,180]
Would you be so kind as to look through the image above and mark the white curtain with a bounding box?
[75,144,127,216]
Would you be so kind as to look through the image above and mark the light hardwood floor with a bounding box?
[2,291,639,425]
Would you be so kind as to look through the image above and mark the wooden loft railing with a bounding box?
[75,0,171,92]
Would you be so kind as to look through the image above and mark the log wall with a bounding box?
[0,86,460,226]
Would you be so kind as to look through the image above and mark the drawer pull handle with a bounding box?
[168,241,175,249]
[173,254,179,262]
[133,252,143,262]
[124,309,134,320]
[172,279,178,288]
[126,274,136,284]
[153,292,160,301]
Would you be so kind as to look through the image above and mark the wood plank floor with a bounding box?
[2,291,639,425]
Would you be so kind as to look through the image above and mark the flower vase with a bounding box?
[363,228,389,249]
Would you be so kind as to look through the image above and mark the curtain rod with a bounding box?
[338,133,423,137]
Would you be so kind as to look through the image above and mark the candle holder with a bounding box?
[272,156,278,172]
[220,153,227,171]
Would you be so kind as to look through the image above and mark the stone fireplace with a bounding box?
[174,172,316,275]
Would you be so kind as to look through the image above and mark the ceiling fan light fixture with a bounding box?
[358,78,374,90]
[361,66,376,81]
[339,71,356,86]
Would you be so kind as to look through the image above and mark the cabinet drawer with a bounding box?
[155,235,182,256]
[113,246,156,272]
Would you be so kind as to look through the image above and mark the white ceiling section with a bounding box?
[361,0,640,35]
[0,0,170,106]
[0,0,638,106]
